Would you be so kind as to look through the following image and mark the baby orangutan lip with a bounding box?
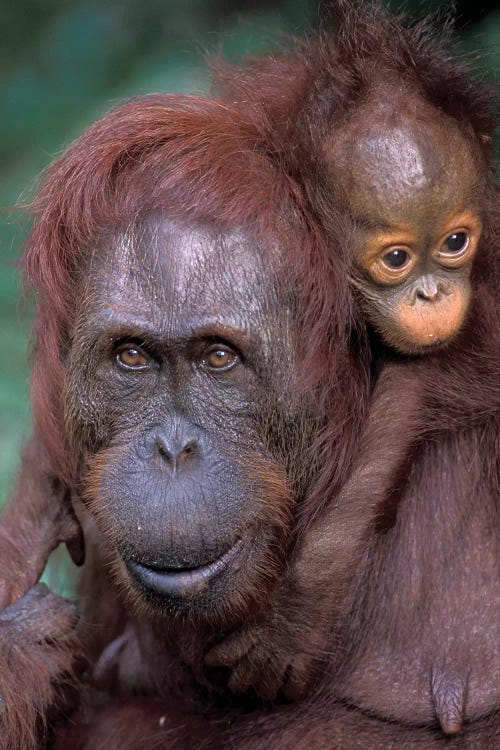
[126,539,243,597]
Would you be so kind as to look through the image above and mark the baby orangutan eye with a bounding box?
[115,344,151,370]
[368,246,415,285]
[202,344,239,372]
[382,248,411,269]
[442,232,469,254]
[436,229,475,268]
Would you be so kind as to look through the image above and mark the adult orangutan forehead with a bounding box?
[80,214,296,366]
[322,87,483,228]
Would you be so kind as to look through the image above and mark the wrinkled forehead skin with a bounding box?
[77,213,297,383]
[323,86,483,228]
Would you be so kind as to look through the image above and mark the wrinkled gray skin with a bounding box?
[64,215,303,621]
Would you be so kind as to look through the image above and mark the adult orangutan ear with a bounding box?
[480,134,492,143]
[63,491,86,566]
[66,524,85,566]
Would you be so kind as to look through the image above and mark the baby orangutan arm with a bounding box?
[206,360,425,700]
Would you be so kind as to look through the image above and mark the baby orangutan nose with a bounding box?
[414,276,449,303]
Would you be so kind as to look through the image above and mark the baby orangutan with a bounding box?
[326,85,483,355]
[206,82,492,738]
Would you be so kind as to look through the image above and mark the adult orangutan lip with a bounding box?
[126,539,243,597]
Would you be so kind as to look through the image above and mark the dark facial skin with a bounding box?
[63,216,301,623]
[324,88,484,354]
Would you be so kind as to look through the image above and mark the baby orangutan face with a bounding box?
[357,206,481,352]
[324,87,485,354]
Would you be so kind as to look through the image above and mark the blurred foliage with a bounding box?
[0,0,499,511]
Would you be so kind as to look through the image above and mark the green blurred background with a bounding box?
[1,0,499,506]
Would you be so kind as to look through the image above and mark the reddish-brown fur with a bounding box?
[0,438,82,608]
[1,90,366,749]
[205,0,500,735]
[0,3,499,749]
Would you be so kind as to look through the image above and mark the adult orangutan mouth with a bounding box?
[126,538,244,597]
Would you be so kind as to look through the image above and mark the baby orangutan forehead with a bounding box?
[323,90,481,226]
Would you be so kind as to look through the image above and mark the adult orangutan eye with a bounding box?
[115,344,151,370]
[201,344,239,372]
[382,248,410,269]
[442,232,469,254]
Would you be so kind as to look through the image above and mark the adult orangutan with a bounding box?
[0,92,420,749]
[0,3,499,749]
[0,93,366,748]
